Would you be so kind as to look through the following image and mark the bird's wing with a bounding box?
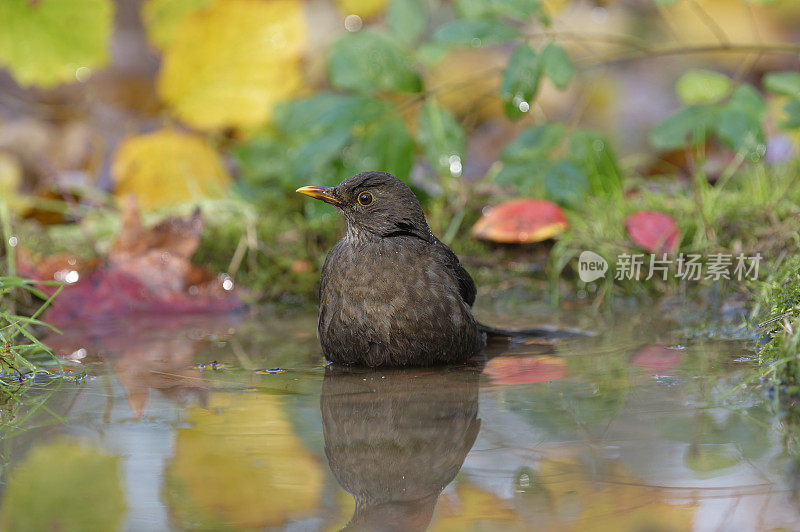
[433,240,477,307]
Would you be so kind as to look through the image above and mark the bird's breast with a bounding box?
[318,238,481,366]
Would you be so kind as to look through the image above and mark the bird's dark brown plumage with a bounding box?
[297,171,576,367]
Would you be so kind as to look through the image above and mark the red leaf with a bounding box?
[484,355,567,385]
[625,210,679,253]
[40,268,243,327]
[20,198,243,326]
[631,345,684,375]
[472,199,568,244]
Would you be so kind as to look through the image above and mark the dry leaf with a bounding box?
[18,199,242,326]
[157,0,307,130]
[141,0,213,50]
[166,393,324,528]
[0,0,113,88]
[111,128,231,210]
[335,0,388,19]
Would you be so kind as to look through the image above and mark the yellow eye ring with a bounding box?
[358,191,373,206]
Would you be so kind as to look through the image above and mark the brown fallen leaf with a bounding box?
[18,198,243,327]
[110,196,204,294]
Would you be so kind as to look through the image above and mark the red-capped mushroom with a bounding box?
[472,199,568,243]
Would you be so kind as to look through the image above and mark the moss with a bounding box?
[751,254,800,398]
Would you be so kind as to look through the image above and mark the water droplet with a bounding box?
[448,155,462,177]
[7,236,17,247]
[344,14,362,32]
[470,37,481,47]
[64,270,79,284]
[68,348,87,361]
[75,66,91,82]
[518,101,530,113]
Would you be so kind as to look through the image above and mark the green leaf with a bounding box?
[237,94,401,195]
[345,116,415,178]
[290,128,353,179]
[433,19,520,47]
[763,71,800,100]
[494,161,549,195]
[501,124,564,162]
[501,44,541,119]
[569,130,622,197]
[716,106,765,158]
[455,0,543,21]
[541,43,574,90]
[388,0,427,45]
[782,99,800,129]
[675,69,732,105]
[714,84,766,158]
[0,0,114,88]
[233,129,292,190]
[329,30,422,93]
[685,447,739,473]
[416,42,449,65]
[651,0,679,5]
[650,105,718,150]
[544,160,588,207]
[727,83,766,117]
[417,101,467,176]
[274,94,375,134]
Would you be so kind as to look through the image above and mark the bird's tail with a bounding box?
[478,322,592,340]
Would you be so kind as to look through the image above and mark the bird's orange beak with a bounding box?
[296,185,343,207]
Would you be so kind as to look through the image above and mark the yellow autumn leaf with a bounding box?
[535,455,696,532]
[157,0,307,130]
[432,480,521,531]
[542,0,569,15]
[165,392,324,528]
[112,129,231,210]
[141,0,213,49]
[0,0,113,88]
[335,0,388,19]
[0,151,33,214]
[0,440,126,532]
[424,48,505,120]
[660,0,786,47]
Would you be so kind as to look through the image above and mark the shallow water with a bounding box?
[1,304,800,531]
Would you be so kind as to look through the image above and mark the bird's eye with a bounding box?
[358,191,373,206]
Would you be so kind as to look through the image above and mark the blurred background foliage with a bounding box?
[2,0,800,303]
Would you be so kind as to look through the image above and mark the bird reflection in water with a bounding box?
[321,364,481,531]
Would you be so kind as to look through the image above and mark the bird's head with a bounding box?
[297,171,432,241]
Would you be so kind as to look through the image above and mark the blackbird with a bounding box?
[297,171,568,367]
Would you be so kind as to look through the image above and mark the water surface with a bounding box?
[1,305,798,531]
